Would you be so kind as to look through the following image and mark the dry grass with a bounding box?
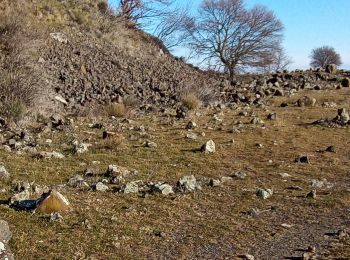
[105,103,127,118]
[181,93,200,110]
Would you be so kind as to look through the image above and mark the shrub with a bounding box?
[105,103,127,117]
[341,78,350,88]
[98,134,125,150]
[181,94,200,110]
[123,95,139,108]
[0,101,26,121]
[0,12,38,121]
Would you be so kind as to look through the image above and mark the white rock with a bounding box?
[0,165,10,180]
[201,140,216,153]
[256,188,273,199]
[54,95,68,105]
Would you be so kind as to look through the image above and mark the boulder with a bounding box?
[123,181,139,194]
[35,190,72,214]
[177,175,201,192]
[94,182,109,192]
[256,188,273,199]
[0,166,10,180]
[201,140,216,153]
[151,183,174,195]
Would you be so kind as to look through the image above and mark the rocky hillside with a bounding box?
[0,0,349,120]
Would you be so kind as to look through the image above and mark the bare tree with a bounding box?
[184,0,284,80]
[118,0,173,25]
[310,46,342,68]
[260,47,293,73]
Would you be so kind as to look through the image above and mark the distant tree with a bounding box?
[184,0,284,80]
[310,46,342,68]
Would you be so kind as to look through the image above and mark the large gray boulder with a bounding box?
[0,220,14,260]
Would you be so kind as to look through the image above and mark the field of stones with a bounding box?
[1,81,350,259]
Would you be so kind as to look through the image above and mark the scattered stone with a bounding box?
[233,171,247,179]
[68,175,88,189]
[295,155,310,164]
[186,132,198,140]
[279,173,291,178]
[267,113,277,120]
[325,64,337,74]
[177,175,201,192]
[54,95,68,105]
[302,246,316,260]
[0,165,10,180]
[50,212,64,222]
[281,223,294,229]
[242,254,255,260]
[150,182,174,195]
[38,151,65,159]
[251,117,264,125]
[176,106,189,119]
[50,32,68,44]
[337,108,350,124]
[280,102,288,107]
[311,180,324,189]
[208,178,221,187]
[325,145,336,153]
[256,188,273,199]
[106,165,130,178]
[297,96,316,107]
[145,140,157,148]
[220,176,234,183]
[35,190,72,214]
[201,140,216,153]
[10,190,31,204]
[322,102,337,108]
[94,182,109,192]
[123,181,139,194]
[306,190,317,199]
[186,121,197,129]
[73,140,90,154]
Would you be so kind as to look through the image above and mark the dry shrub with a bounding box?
[98,134,125,150]
[105,103,127,117]
[181,94,200,110]
[0,11,39,121]
[123,95,139,108]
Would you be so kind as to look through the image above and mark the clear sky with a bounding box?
[109,0,350,70]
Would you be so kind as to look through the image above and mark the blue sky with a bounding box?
[109,0,350,70]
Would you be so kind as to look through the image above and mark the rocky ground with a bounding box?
[1,84,350,259]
